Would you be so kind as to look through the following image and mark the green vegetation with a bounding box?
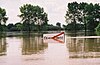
[63,22,84,31]
[0,2,100,35]
[0,7,8,32]
[6,22,62,31]
[0,4,62,32]
[19,4,48,31]
[65,2,100,33]
[95,23,100,35]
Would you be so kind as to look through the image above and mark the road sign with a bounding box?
[43,32,64,43]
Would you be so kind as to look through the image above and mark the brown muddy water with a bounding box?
[0,33,100,65]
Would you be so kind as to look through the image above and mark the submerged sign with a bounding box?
[43,32,64,43]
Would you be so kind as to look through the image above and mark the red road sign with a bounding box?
[43,32,64,43]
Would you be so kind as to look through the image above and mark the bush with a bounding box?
[95,23,100,35]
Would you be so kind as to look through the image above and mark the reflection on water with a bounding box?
[0,33,100,65]
[67,38,100,58]
[0,38,6,56]
[22,36,48,55]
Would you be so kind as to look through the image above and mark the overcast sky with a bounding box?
[0,0,100,25]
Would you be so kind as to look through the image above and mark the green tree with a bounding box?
[85,3,100,31]
[95,23,100,35]
[65,2,100,34]
[15,23,23,31]
[65,22,84,31]
[65,2,80,33]
[56,22,62,30]
[0,7,8,24]
[7,23,15,31]
[0,7,8,31]
[56,22,61,27]
[19,4,48,31]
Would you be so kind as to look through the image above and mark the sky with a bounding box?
[0,0,100,25]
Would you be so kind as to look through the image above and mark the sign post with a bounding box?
[43,32,64,43]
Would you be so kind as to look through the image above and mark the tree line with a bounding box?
[64,2,100,35]
[0,2,100,35]
[0,4,62,32]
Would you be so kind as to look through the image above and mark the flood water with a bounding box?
[0,32,100,65]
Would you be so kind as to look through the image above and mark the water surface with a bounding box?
[0,33,100,65]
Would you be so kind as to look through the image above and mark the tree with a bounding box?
[56,22,61,27]
[65,2,80,33]
[7,23,16,31]
[95,23,100,35]
[65,2,100,33]
[85,3,100,31]
[19,4,48,31]
[15,23,23,31]
[0,7,8,31]
[0,7,8,24]
[64,22,84,31]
